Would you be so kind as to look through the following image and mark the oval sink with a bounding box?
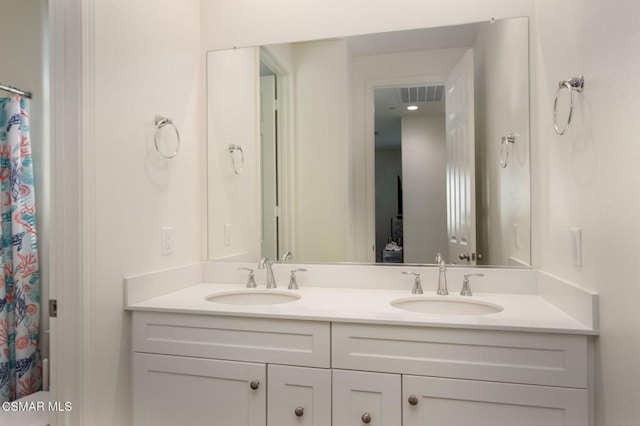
[205,290,301,305]
[390,297,503,316]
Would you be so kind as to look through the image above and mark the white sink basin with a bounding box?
[205,290,301,305]
[390,297,503,316]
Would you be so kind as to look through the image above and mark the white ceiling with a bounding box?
[346,22,480,57]
[374,87,446,149]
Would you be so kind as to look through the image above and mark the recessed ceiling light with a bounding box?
[407,105,418,111]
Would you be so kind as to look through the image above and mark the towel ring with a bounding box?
[553,75,584,136]
[500,133,516,168]
[154,115,180,159]
[228,143,244,174]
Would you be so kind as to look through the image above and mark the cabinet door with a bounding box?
[333,369,401,426]
[268,365,331,426]
[403,375,588,426]
[133,353,266,426]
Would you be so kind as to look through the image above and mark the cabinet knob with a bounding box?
[408,394,419,406]
[294,406,304,417]
[361,412,372,424]
[249,380,260,390]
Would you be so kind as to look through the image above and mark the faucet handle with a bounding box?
[288,269,307,290]
[438,258,447,271]
[281,251,294,262]
[402,271,423,294]
[460,273,484,296]
[238,267,257,288]
[258,257,271,268]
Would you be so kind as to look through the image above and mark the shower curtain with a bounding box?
[0,96,41,402]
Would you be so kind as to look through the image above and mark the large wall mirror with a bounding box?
[207,17,530,267]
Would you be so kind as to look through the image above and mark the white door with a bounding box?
[403,375,588,426]
[445,49,477,265]
[332,369,401,426]
[133,353,266,426]
[268,365,332,426]
[261,75,278,259]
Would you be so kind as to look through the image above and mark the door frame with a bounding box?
[259,48,295,259]
[49,0,94,424]
[364,74,448,263]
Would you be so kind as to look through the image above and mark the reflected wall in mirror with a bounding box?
[207,17,530,267]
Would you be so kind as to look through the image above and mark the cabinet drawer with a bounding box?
[133,312,330,367]
[403,375,588,426]
[332,323,587,388]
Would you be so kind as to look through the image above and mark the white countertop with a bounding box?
[126,283,597,335]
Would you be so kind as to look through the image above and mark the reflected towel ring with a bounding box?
[154,115,180,159]
[553,75,584,135]
[500,134,516,168]
[228,143,244,174]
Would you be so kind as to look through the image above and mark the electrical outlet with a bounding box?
[570,227,582,267]
[161,227,174,255]
[224,224,232,246]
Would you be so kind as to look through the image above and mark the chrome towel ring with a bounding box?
[500,133,516,168]
[553,75,584,135]
[154,115,180,159]
[228,143,245,174]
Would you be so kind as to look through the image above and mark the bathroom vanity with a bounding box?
[127,265,597,426]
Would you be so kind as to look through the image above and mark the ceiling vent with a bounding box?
[399,85,445,103]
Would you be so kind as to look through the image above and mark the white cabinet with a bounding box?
[333,322,591,426]
[332,323,588,388]
[132,312,331,368]
[332,370,401,426]
[268,365,332,426]
[403,375,589,426]
[133,353,266,426]
[131,312,591,425]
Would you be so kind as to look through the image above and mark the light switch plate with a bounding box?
[224,224,232,246]
[570,227,582,267]
[161,226,174,256]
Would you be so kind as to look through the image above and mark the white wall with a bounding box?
[473,17,530,266]
[88,0,204,423]
[0,0,50,364]
[531,0,640,424]
[401,115,448,263]
[79,0,640,424]
[292,40,350,262]
[207,48,261,260]
[87,0,640,423]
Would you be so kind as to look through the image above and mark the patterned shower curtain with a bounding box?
[0,96,41,402]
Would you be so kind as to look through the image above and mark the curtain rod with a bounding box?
[0,83,32,99]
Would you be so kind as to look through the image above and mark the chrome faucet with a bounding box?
[288,268,307,290]
[402,271,423,294]
[237,267,257,288]
[258,258,277,289]
[460,273,484,296]
[281,251,294,263]
[437,258,448,295]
